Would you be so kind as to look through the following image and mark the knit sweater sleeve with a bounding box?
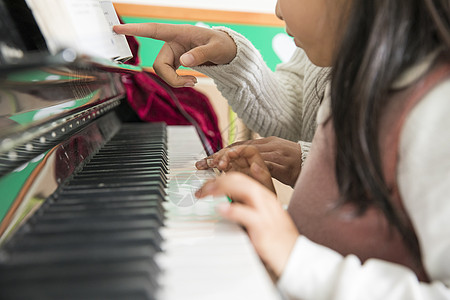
[193,27,315,142]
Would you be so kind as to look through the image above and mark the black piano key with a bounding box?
[95,146,166,152]
[87,156,166,163]
[42,202,164,218]
[65,174,167,188]
[79,167,168,177]
[81,162,168,173]
[88,155,168,165]
[62,183,167,193]
[30,199,165,225]
[0,258,160,291]
[81,163,167,173]
[102,144,165,149]
[113,131,166,138]
[39,202,165,222]
[0,244,159,265]
[73,168,167,180]
[25,219,161,236]
[47,193,164,206]
[40,198,166,221]
[78,164,166,171]
[97,148,166,156]
[5,229,163,252]
[0,273,157,300]
[55,187,166,201]
[0,257,158,277]
[34,207,164,222]
[85,153,166,165]
[45,199,163,211]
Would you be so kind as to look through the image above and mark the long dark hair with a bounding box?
[331,0,450,250]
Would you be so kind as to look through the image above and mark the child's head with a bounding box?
[276,0,450,69]
[275,0,352,67]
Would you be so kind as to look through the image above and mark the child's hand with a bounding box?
[196,145,276,193]
[113,23,237,87]
[195,172,299,278]
[196,137,302,187]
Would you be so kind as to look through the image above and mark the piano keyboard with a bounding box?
[0,124,281,300]
[159,126,280,300]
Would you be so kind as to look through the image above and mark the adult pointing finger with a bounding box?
[114,23,237,87]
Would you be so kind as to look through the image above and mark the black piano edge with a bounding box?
[0,97,123,178]
[0,48,143,76]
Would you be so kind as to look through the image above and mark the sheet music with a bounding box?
[25,0,132,61]
[99,0,133,61]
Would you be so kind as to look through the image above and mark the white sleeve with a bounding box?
[277,80,450,300]
[193,27,327,142]
[398,79,450,287]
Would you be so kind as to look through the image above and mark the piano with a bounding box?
[0,51,282,299]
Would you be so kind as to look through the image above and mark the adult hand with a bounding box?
[195,173,299,277]
[197,145,276,193]
[114,23,237,87]
[196,137,302,187]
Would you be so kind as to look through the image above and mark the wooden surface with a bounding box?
[114,3,284,27]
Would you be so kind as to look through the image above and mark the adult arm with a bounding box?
[194,27,328,142]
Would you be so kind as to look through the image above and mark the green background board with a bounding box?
[120,16,287,71]
[0,156,44,222]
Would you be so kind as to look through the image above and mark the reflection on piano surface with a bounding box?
[0,54,281,299]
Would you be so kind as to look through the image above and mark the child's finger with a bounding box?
[216,202,259,229]
[250,162,275,193]
[196,173,271,207]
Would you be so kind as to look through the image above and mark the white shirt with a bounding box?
[278,55,450,300]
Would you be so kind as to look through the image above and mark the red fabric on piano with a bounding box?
[120,28,223,153]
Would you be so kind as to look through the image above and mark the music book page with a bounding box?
[25,0,132,62]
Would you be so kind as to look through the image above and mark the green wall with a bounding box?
[120,16,287,71]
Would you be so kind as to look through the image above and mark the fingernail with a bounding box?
[184,81,195,87]
[180,53,195,66]
[197,182,216,197]
[196,159,207,169]
[216,202,230,215]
